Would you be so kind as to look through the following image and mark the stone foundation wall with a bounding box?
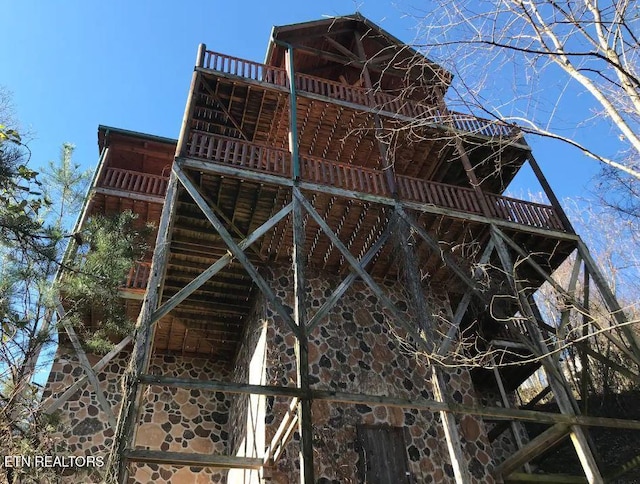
[43,263,521,483]
[230,266,497,484]
[41,348,126,482]
[42,349,231,483]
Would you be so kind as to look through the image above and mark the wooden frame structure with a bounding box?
[42,14,640,484]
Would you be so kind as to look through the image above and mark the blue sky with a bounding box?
[2,0,603,204]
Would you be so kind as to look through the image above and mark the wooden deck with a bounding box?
[186,132,564,231]
[201,50,520,139]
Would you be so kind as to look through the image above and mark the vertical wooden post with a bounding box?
[108,173,179,483]
[492,359,533,474]
[527,154,576,233]
[434,86,493,217]
[353,32,397,196]
[285,43,314,483]
[285,46,300,180]
[577,239,640,363]
[293,189,314,484]
[491,228,604,484]
[176,44,205,159]
[581,270,591,413]
[432,366,472,483]
[394,209,435,349]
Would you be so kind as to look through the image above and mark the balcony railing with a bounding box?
[187,132,565,231]
[100,168,169,198]
[201,49,519,139]
[124,261,152,291]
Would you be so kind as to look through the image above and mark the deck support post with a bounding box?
[493,227,640,367]
[292,189,314,484]
[576,239,640,363]
[285,43,315,484]
[491,227,604,484]
[108,173,180,483]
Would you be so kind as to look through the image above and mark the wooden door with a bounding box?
[357,425,412,484]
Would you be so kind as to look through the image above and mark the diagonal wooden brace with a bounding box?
[294,188,434,354]
[306,221,392,332]
[149,201,293,325]
[174,163,301,339]
[55,302,117,429]
[43,335,132,414]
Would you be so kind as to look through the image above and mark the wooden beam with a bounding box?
[322,36,359,60]
[176,46,204,158]
[306,223,391,332]
[494,227,640,366]
[353,30,397,196]
[438,240,496,355]
[577,239,640,362]
[174,164,301,339]
[489,386,552,441]
[494,227,640,365]
[138,375,640,430]
[93,187,165,204]
[178,156,578,242]
[108,173,180,484]
[577,343,640,383]
[200,77,250,141]
[198,65,531,149]
[43,335,132,414]
[491,229,604,484]
[395,211,436,348]
[432,366,472,483]
[557,254,583,354]
[505,473,587,483]
[495,424,570,478]
[294,188,432,356]
[285,45,315,484]
[527,154,576,234]
[148,201,292,325]
[264,398,299,464]
[493,359,533,473]
[124,450,263,469]
[398,208,484,295]
[56,304,117,430]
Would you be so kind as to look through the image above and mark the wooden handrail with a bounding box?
[124,261,152,290]
[186,132,564,232]
[101,168,168,197]
[201,49,518,139]
[203,50,288,86]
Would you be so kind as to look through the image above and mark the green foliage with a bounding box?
[61,211,151,353]
[0,115,149,482]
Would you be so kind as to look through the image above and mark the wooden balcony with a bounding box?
[201,50,520,139]
[187,131,565,232]
[100,167,168,198]
[124,261,152,291]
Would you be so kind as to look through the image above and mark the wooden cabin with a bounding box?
[41,14,636,484]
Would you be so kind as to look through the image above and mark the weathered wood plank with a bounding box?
[125,450,263,469]
[505,473,587,483]
[495,424,570,478]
